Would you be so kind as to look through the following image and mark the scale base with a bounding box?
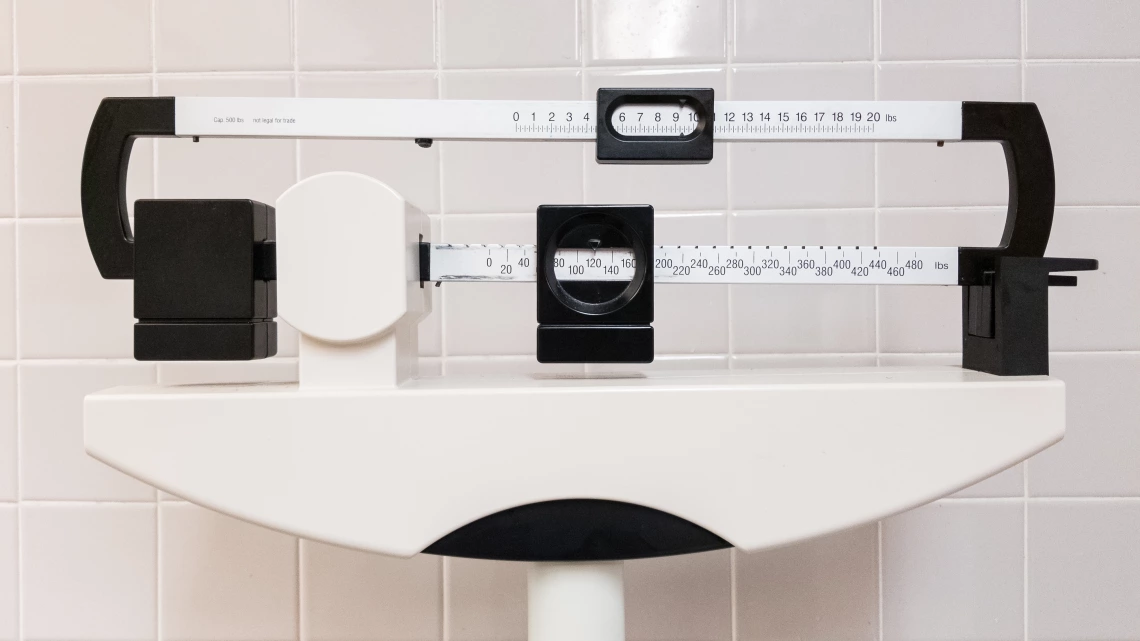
[84,365,1064,559]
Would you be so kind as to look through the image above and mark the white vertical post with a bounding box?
[528,562,625,641]
[275,172,430,389]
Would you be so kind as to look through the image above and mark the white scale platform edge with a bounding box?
[85,366,1063,557]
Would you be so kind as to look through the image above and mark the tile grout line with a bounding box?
[149,2,163,640]
[436,0,449,380]
[578,0,587,377]
[4,57,1140,82]
[873,1,885,637]
[4,349,1140,368]
[10,204,1140,222]
[434,4,453,636]
[7,495,1140,507]
[724,1,739,612]
[729,548,738,641]
[440,556,450,641]
[1020,3,1030,639]
[289,3,304,640]
[12,0,22,638]
[872,0,883,371]
[725,0,736,370]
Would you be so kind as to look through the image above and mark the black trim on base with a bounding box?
[423,499,731,561]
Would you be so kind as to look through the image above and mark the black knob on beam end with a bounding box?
[132,199,277,361]
[595,88,715,164]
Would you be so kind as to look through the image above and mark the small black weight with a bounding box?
[133,199,277,360]
[536,204,654,363]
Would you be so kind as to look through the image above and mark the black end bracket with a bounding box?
[955,101,1098,375]
[81,97,176,279]
[962,257,1097,376]
[81,98,277,360]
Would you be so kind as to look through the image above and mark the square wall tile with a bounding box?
[729,211,876,354]
[584,69,727,210]
[444,0,578,68]
[0,364,13,501]
[589,0,726,64]
[302,540,441,641]
[442,71,583,213]
[0,222,12,358]
[157,76,295,205]
[877,208,1006,353]
[20,361,156,500]
[1027,63,1140,205]
[156,0,292,72]
[18,78,153,217]
[1046,208,1140,351]
[157,359,298,386]
[443,355,584,377]
[586,354,729,375]
[625,549,731,641]
[21,504,156,641]
[442,214,536,356]
[18,220,136,358]
[161,503,297,641]
[299,73,440,213]
[880,0,1020,61]
[730,65,874,209]
[731,353,877,369]
[1027,0,1140,59]
[297,0,435,71]
[0,506,13,641]
[736,524,878,641]
[15,0,150,74]
[653,212,729,354]
[1029,354,1140,497]
[0,1,11,74]
[1029,501,1140,641]
[447,558,527,641]
[877,64,1019,207]
[882,502,1023,641]
[734,0,871,62]
[0,82,12,217]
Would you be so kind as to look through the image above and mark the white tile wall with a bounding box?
[624,550,732,641]
[2,1,1138,640]
[301,541,441,641]
[21,504,156,641]
[879,0,1021,61]
[882,502,1024,641]
[736,524,879,641]
[1027,501,1140,641]
[160,503,297,641]
[155,0,292,73]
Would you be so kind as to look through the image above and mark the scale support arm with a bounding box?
[77,90,1097,374]
[83,92,1053,281]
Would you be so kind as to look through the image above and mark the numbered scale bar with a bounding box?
[428,245,959,285]
[174,97,963,142]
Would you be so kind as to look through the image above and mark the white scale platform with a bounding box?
[86,366,1062,557]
